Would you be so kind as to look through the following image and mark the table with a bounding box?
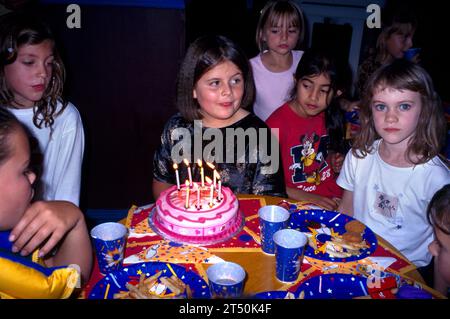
[208,195,425,294]
[83,195,445,299]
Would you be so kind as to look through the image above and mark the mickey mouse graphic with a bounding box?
[300,133,319,167]
[290,133,329,184]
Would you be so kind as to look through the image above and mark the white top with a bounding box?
[9,101,85,205]
[337,140,450,267]
[250,50,303,121]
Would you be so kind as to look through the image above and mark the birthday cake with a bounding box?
[150,183,243,245]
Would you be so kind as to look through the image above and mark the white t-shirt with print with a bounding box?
[337,139,450,267]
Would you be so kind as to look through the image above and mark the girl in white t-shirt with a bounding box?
[250,0,305,121]
[337,59,450,269]
[0,12,84,205]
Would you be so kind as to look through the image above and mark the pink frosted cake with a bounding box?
[151,183,243,244]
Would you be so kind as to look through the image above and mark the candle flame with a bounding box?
[183,158,189,166]
[173,163,178,170]
[197,159,202,167]
[185,180,190,186]
[206,162,215,169]
[205,176,212,184]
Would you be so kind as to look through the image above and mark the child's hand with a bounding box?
[287,187,340,211]
[8,201,83,258]
[309,194,339,211]
[329,152,345,173]
[301,192,339,211]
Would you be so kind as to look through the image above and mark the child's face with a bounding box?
[263,16,299,55]
[293,73,333,117]
[371,87,421,150]
[429,227,450,286]
[4,40,54,108]
[0,127,36,230]
[385,24,414,59]
[193,60,244,128]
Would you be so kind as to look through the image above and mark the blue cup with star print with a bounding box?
[258,205,290,255]
[273,229,307,282]
[91,222,128,275]
[206,262,246,298]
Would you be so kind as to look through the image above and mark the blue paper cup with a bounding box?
[404,48,421,61]
[206,262,246,298]
[273,229,307,283]
[258,205,290,255]
[90,222,128,275]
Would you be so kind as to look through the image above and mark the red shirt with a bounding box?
[266,103,342,198]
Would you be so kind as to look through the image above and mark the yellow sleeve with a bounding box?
[0,255,79,299]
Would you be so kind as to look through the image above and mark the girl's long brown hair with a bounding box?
[353,59,446,165]
[0,12,67,129]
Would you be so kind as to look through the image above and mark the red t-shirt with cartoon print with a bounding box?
[266,103,343,198]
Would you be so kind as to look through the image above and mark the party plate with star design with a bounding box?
[295,274,369,299]
[88,262,210,299]
[288,209,378,262]
[252,290,301,299]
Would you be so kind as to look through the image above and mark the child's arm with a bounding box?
[152,179,173,199]
[45,213,92,284]
[337,190,354,216]
[286,186,339,211]
[8,201,93,284]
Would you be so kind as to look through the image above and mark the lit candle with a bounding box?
[197,159,204,188]
[185,180,190,209]
[205,176,213,207]
[183,158,192,187]
[173,163,180,191]
[218,179,222,201]
[209,183,214,207]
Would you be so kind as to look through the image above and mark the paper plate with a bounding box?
[88,262,210,299]
[252,290,298,299]
[295,274,369,299]
[289,209,378,262]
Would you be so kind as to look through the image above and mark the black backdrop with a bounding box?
[38,4,185,210]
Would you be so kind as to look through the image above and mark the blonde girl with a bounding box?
[250,0,305,121]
